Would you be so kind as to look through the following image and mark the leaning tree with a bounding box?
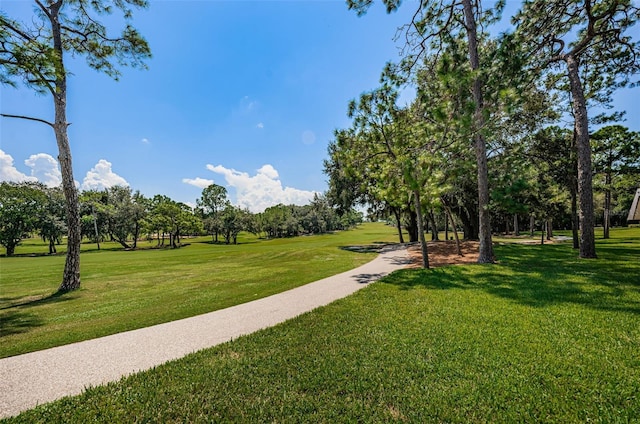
[0,0,151,291]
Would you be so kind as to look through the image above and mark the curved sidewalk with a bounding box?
[0,244,411,419]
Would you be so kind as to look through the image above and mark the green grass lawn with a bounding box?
[3,227,639,423]
[0,222,402,358]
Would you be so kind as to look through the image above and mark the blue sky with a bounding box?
[1,1,638,212]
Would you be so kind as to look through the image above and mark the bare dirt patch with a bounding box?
[407,240,480,268]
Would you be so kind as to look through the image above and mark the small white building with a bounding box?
[627,188,640,225]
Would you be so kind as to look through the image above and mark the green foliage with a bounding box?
[499,126,576,227]
[79,190,108,244]
[255,195,359,239]
[612,174,640,220]
[38,187,67,254]
[0,182,46,256]
[103,186,138,248]
[515,0,640,106]
[220,204,247,244]
[592,125,640,181]
[6,228,640,422]
[197,184,228,242]
[78,187,150,249]
[0,0,151,93]
[513,1,639,254]
[592,124,640,227]
[327,22,556,241]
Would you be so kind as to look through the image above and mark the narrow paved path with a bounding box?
[0,245,410,419]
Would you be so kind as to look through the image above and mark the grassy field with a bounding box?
[0,223,402,358]
[2,227,638,423]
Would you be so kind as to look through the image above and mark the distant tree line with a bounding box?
[0,182,362,256]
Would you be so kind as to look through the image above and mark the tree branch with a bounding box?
[1,113,54,128]
[34,0,52,20]
[0,16,35,42]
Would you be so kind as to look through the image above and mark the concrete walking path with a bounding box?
[0,244,410,419]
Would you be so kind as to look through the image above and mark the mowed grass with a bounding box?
[4,228,639,423]
[0,223,401,358]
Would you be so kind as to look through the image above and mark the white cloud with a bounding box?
[257,122,264,129]
[256,164,279,179]
[206,163,317,213]
[141,138,150,144]
[81,159,128,191]
[182,177,214,189]
[0,149,38,184]
[24,153,62,187]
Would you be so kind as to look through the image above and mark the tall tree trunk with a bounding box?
[407,209,419,242]
[462,0,494,263]
[55,125,81,292]
[443,204,462,256]
[392,207,405,243]
[603,170,611,239]
[92,207,100,250]
[132,223,139,249]
[428,210,439,241]
[53,8,81,292]
[546,219,553,240]
[566,54,596,258]
[413,190,429,269]
[571,189,580,249]
[530,214,535,237]
[514,214,520,236]
[569,174,580,249]
[460,206,479,240]
[445,212,449,241]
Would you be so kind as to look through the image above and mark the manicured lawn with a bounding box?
[4,228,638,423]
[0,223,402,358]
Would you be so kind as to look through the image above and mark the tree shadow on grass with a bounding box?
[383,268,477,290]
[339,242,407,255]
[1,291,77,338]
[0,310,45,336]
[0,291,77,311]
[199,240,260,246]
[351,273,385,284]
[382,242,640,316]
[339,245,385,254]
